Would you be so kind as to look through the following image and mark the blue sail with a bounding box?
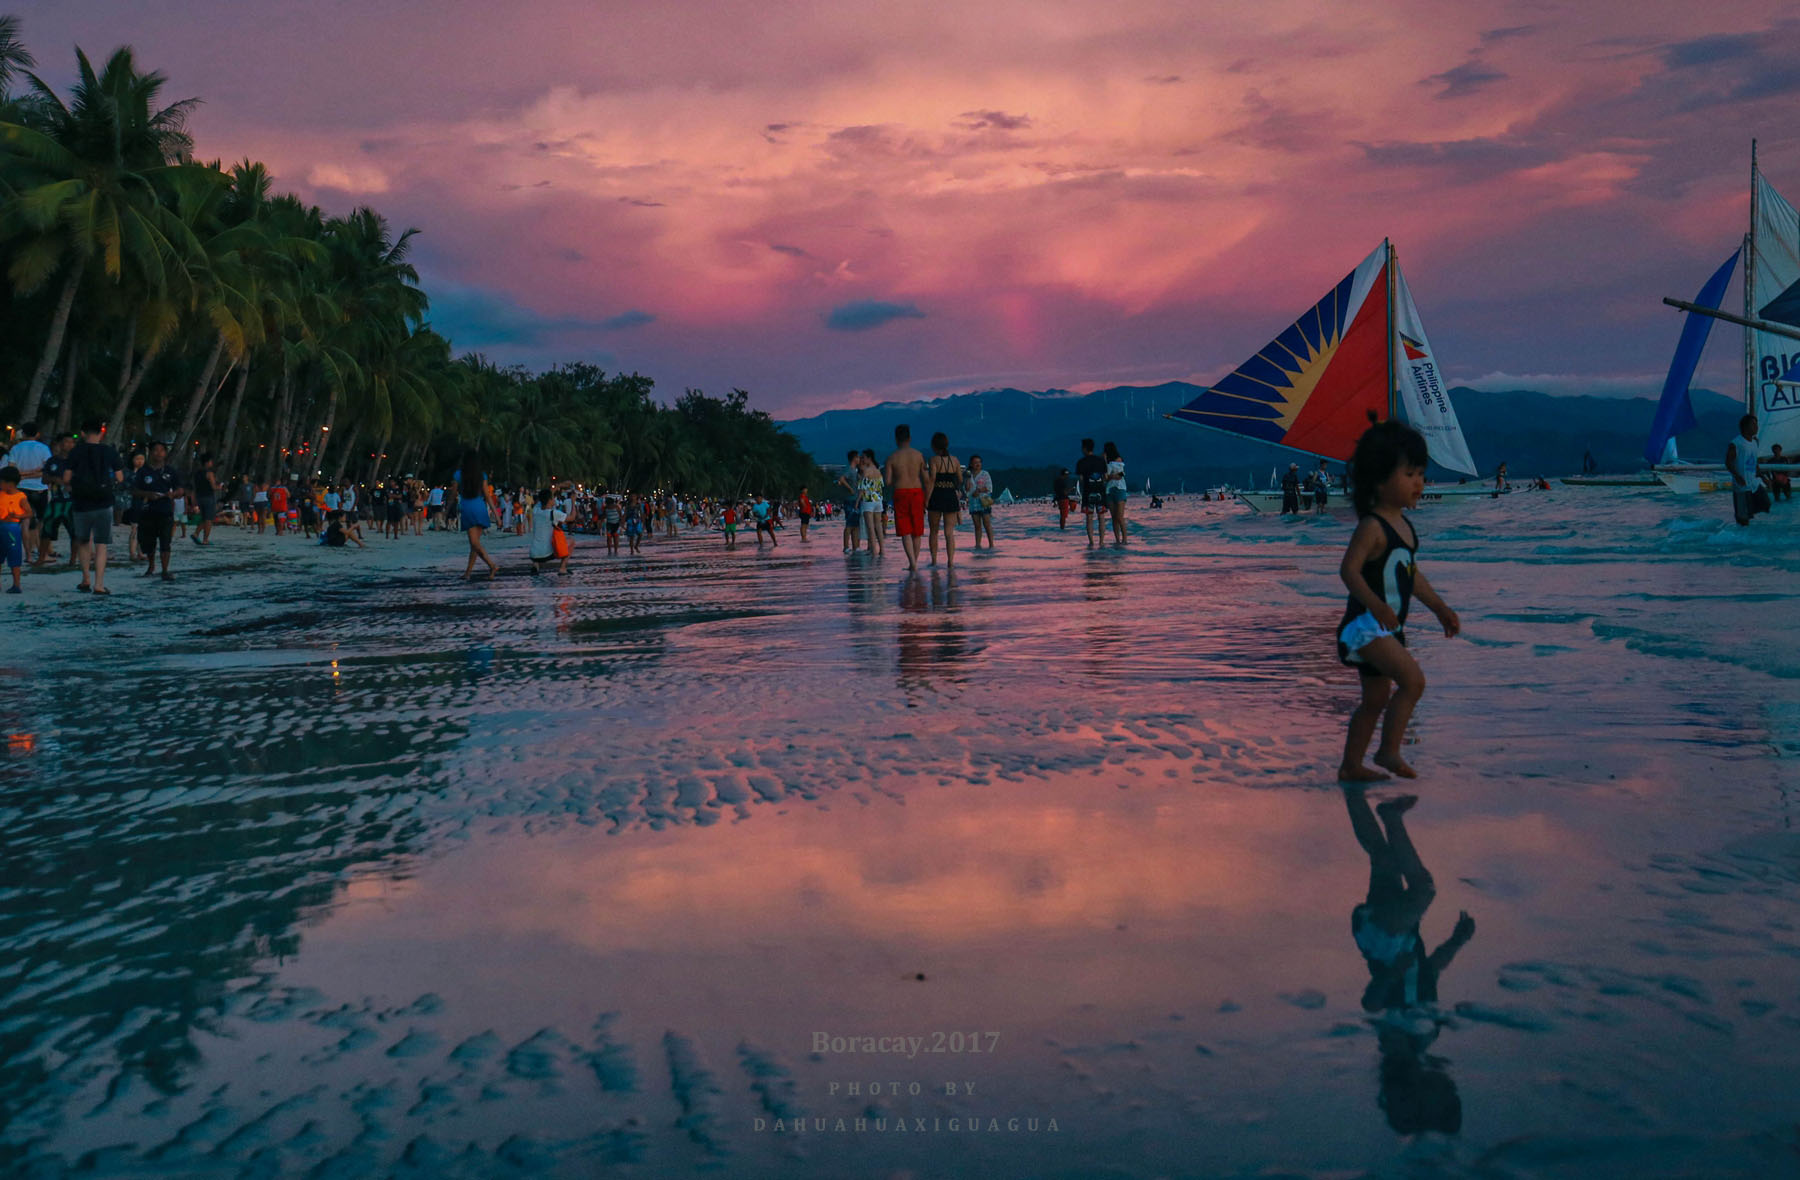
[1645,249,1739,467]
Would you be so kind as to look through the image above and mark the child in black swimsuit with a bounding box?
[1337,421,1460,782]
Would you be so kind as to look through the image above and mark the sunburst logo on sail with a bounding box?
[1169,241,1478,475]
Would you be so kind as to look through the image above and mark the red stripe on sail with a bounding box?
[1282,273,1389,460]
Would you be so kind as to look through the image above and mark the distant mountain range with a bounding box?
[779,383,1743,495]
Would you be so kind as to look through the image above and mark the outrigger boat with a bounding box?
[1166,241,1490,513]
[1652,141,1800,494]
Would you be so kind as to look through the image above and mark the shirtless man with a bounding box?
[883,423,929,571]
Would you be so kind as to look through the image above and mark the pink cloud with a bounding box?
[12,0,1800,409]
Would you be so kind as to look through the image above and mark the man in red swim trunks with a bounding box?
[883,423,929,571]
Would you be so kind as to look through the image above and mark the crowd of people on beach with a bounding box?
[827,427,1135,570]
[0,416,1167,594]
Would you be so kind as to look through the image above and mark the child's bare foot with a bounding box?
[1338,764,1390,783]
[1375,793,1418,816]
[1372,752,1417,779]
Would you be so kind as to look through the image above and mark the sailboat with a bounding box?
[1167,241,1488,513]
[1653,142,1800,494]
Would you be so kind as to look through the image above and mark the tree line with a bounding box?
[0,17,823,496]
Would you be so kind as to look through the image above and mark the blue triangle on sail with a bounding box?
[1761,275,1800,329]
[1646,248,1739,467]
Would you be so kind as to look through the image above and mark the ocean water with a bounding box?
[4,490,1799,1179]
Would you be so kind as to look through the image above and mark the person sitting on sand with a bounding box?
[321,509,366,549]
[1337,420,1460,782]
[1343,791,1475,1136]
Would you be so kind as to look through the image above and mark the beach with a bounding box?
[5,492,1800,1178]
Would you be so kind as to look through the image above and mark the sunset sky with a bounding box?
[13,1,1800,415]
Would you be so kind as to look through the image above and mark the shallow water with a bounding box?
[5,491,1800,1178]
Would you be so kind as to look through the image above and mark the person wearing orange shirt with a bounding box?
[0,465,34,594]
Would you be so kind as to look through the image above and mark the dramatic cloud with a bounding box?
[1425,58,1510,99]
[825,300,927,331]
[14,0,1800,411]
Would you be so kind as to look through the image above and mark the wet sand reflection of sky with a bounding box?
[4,495,1800,1177]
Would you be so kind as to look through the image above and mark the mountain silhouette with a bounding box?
[781,383,1743,495]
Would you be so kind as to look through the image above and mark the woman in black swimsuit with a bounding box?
[925,431,962,568]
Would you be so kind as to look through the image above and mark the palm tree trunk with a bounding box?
[330,425,359,486]
[369,428,393,482]
[263,363,293,484]
[307,389,338,478]
[218,359,252,476]
[276,388,311,481]
[54,339,79,434]
[106,335,163,445]
[115,319,135,398]
[173,334,227,457]
[19,265,81,425]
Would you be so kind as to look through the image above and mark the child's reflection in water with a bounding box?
[1343,789,1476,1135]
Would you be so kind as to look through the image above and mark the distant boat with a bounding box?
[1560,473,1663,487]
[1653,142,1800,494]
[1166,240,1489,513]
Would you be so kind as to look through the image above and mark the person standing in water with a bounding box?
[1075,438,1107,547]
[884,424,929,570]
[838,450,862,553]
[925,431,962,568]
[752,492,776,547]
[1101,442,1126,544]
[797,486,813,542]
[966,454,995,549]
[1728,413,1767,526]
[1336,421,1460,781]
[458,453,500,580]
[858,451,885,558]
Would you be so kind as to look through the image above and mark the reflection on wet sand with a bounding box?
[897,571,966,700]
[1342,789,1476,1136]
[5,499,1800,1177]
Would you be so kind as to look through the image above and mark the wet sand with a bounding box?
[4,495,1799,1177]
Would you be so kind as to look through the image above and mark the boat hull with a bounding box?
[1654,468,1732,494]
[1561,473,1663,487]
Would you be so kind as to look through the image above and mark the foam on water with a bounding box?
[3,489,1799,1177]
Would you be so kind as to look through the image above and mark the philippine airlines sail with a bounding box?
[1168,241,1481,511]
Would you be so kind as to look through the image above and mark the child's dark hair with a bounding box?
[1349,418,1429,516]
[536,487,552,506]
[0,466,18,485]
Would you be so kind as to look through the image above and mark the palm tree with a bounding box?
[0,46,206,424]
[0,16,35,110]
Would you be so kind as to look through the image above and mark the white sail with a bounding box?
[1392,265,1479,476]
[1754,173,1800,454]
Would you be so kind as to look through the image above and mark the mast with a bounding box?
[1746,140,1759,413]
[1385,239,1397,421]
